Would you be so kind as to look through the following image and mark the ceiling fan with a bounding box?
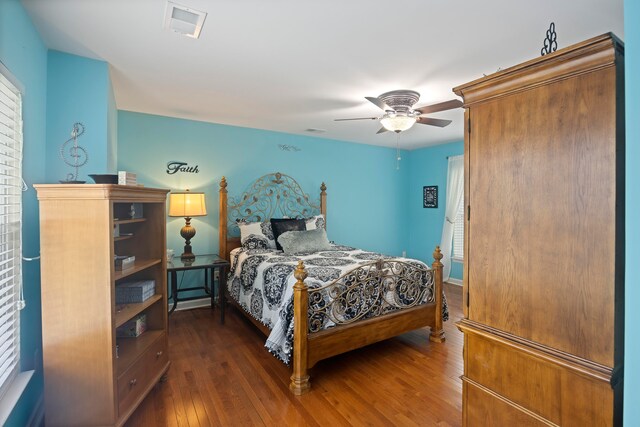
[335,90,463,134]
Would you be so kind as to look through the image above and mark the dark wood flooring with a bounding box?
[125,283,463,426]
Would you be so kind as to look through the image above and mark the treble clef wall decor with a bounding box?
[59,122,88,183]
[541,22,558,56]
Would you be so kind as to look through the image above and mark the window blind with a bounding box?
[0,69,23,401]
[452,200,464,260]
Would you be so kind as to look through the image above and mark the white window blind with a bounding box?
[452,199,464,260]
[0,68,23,401]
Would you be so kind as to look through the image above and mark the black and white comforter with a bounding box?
[227,245,449,364]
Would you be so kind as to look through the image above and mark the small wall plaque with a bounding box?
[423,186,438,208]
[166,160,199,175]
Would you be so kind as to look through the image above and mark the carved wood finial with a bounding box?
[433,246,443,267]
[294,260,308,285]
[320,182,327,193]
[220,176,227,191]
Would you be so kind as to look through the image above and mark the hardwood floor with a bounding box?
[125,283,463,427]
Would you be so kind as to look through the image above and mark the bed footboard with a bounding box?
[289,247,445,395]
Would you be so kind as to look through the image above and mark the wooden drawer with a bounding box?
[464,380,550,427]
[147,333,168,378]
[464,330,614,426]
[117,348,151,416]
[117,332,168,416]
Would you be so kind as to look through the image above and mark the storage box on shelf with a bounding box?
[116,280,156,304]
[35,184,170,427]
[118,171,137,186]
[114,255,136,271]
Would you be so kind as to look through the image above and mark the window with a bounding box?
[0,67,24,401]
[452,200,464,261]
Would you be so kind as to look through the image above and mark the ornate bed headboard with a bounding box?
[219,172,327,260]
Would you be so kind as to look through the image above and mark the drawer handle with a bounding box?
[156,350,163,358]
[129,378,137,387]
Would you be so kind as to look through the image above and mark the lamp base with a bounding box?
[180,251,196,261]
[180,242,195,260]
[180,219,196,261]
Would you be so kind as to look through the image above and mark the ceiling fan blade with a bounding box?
[365,96,392,111]
[334,117,379,121]
[415,99,463,114]
[376,127,388,134]
[417,117,452,127]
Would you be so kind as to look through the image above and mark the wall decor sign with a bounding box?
[59,122,88,183]
[279,144,301,152]
[166,161,199,175]
[541,22,558,56]
[423,186,438,208]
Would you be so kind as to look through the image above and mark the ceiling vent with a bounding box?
[163,1,207,39]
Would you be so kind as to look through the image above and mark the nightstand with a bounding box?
[167,254,229,320]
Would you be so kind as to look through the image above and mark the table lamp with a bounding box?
[169,190,207,260]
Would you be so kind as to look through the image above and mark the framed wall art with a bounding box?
[423,186,438,208]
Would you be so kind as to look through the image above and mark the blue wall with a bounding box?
[407,141,464,280]
[0,0,47,425]
[107,76,118,173]
[118,111,410,259]
[46,51,113,183]
[625,0,639,423]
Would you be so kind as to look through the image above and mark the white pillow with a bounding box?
[305,214,326,231]
[237,220,276,249]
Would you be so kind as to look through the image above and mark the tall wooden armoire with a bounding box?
[453,33,624,426]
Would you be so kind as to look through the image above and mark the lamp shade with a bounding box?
[380,114,417,132]
[169,191,207,217]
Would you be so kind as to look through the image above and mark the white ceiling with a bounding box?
[21,0,623,150]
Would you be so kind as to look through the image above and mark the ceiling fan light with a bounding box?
[380,114,417,132]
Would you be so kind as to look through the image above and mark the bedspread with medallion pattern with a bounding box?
[227,245,449,364]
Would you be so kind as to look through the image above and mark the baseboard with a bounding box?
[170,297,212,312]
[27,393,44,427]
[446,278,463,286]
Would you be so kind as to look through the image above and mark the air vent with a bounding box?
[305,128,326,134]
[163,1,207,39]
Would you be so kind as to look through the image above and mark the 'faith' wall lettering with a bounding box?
[166,161,199,175]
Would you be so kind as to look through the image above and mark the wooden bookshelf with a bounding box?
[35,184,170,427]
[116,330,165,376]
[114,217,147,225]
[114,258,162,281]
[115,294,163,328]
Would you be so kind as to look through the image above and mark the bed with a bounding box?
[219,172,447,394]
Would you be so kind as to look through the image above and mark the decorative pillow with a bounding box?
[237,219,276,249]
[305,214,326,231]
[270,218,306,250]
[278,228,332,254]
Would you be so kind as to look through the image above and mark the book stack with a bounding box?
[118,171,137,186]
[115,280,155,303]
[114,255,135,271]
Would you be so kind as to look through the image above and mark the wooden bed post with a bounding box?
[219,177,228,261]
[290,261,310,395]
[429,246,446,343]
[320,182,327,228]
